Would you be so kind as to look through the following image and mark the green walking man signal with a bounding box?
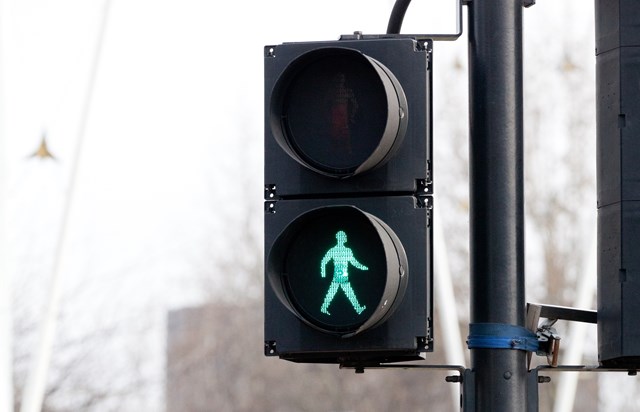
[320,230,369,316]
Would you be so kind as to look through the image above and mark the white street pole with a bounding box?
[434,216,466,409]
[0,0,14,408]
[553,232,597,412]
[19,2,112,411]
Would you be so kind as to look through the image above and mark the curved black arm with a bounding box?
[386,0,412,34]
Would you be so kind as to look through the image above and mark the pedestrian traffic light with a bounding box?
[268,205,408,338]
[264,36,433,364]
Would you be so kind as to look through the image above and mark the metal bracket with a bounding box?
[526,303,597,369]
[536,320,561,367]
[341,363,466,374]
[527,303,597,325]
[537,364,640,374]
[465,0,535,7]
[341,363,474,411]
[341,0,464,41]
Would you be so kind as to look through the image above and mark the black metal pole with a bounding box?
[468,0,527,410]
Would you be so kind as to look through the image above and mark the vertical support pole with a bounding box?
[0,0,13,409]
[467,0,527,411]
[435,217,466,409]
[20,2,111,411]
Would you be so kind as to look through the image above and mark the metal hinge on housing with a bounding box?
[416,194,432,209]
[426,317,434,342]
[265,341,277,356]
[415,195,433,228]
[265,184,278,200]
[417,178,433,196]
[265,201,277,214]
[265,184,278,214]
[416,336,431,351]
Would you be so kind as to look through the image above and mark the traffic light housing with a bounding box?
[264,37,433,364]
[596,0,640,368]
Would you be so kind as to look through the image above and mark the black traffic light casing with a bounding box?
[264,196,432,363]
[264,37,433,364]
[596,0,640,368]
[264,38,432,198]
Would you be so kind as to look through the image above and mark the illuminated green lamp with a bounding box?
[267,206,409,338]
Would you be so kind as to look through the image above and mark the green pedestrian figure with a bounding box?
[320,230,368,316]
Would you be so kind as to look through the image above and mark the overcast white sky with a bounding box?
[2,0,463,320]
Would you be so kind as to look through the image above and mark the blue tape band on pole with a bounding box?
[467,322,539,352]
